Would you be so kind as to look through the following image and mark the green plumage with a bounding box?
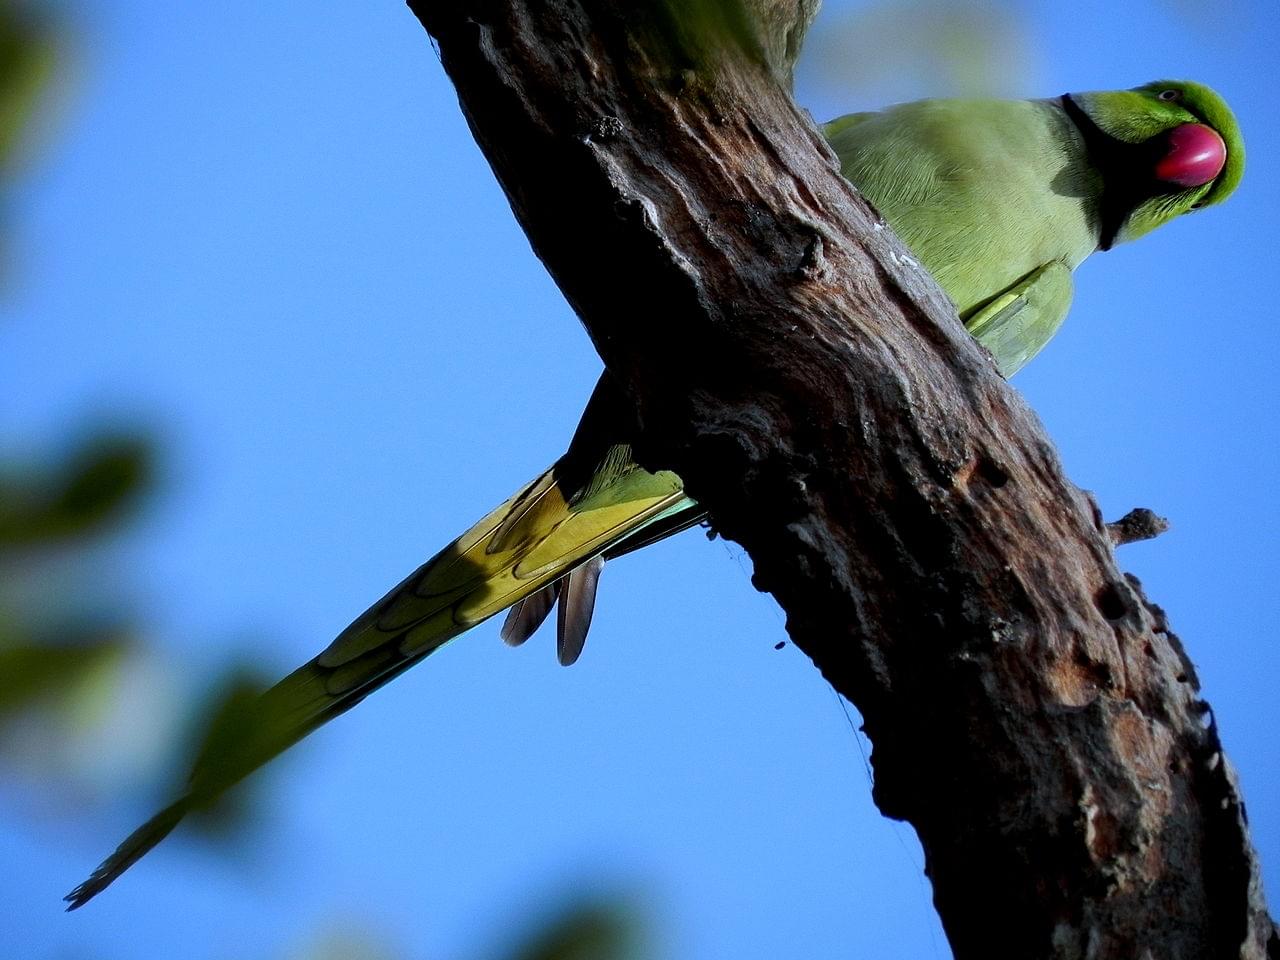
[66,79,1243,908]
[826,97,1097,367]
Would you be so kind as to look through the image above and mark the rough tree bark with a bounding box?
[411,2,1276,957]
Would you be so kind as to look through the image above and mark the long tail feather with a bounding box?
[65,458,690,906]
[64,799,189,910]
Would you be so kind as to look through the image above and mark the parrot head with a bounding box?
[1062,80,1243,249]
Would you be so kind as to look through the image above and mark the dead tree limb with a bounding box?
[410,2,1276,956]
[1106,507,1171,546]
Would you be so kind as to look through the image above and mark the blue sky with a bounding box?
[3,1,1277,957]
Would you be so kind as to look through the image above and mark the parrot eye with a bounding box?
[1158,89,1181,102]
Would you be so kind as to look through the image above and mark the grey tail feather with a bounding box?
[556,555,606,667]
[500,580,562,646]
[64,797,190,910]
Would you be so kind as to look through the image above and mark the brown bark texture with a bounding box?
[411,2,1276,957]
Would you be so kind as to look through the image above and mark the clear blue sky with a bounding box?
[3,1,1277,957]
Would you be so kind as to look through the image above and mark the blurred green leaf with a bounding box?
[803,0,1032,106]
[656,0,761,61]
[0,0,59,279]
[0,0,58,174]
[0,433,155,546]
[0,616,141,784]
[289,927,401,960]
[503,899,643,960]
[0,621,131,717]
[0,0,298,906]
[284,896,653,960]
[179,662,274,835]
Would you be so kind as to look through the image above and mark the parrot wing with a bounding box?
[962,261,1074,377]
[820,110,880,141]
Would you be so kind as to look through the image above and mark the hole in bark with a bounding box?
[1095,583,1128,621]
[953,456,1010,490]
[978,458,1008,488]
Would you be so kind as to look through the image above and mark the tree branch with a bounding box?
[1106,507,1171,546]
[411,2,1276,956]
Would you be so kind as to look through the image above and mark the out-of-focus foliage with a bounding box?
[0,0,57,277]
[498,898,645,960]
[0,619,129,719]
[0,434,153,545]
[651,0,771,72]
[287,897,650,960]
[0,17,654,951]
[288,927,402,960]
[0,0,56,171]
[660,0,761,50]
[800,0,1033,109]
[0,0,271,840]
[179,665,271,833]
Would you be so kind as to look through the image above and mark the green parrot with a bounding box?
[65,79,1243,908]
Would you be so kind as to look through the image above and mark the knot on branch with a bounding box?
[586,114,623,143]
[1107,508,1170,546]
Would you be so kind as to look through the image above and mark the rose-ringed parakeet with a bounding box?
[65,79,1243,908]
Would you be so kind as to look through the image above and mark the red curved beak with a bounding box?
[1155,123,1226,188]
